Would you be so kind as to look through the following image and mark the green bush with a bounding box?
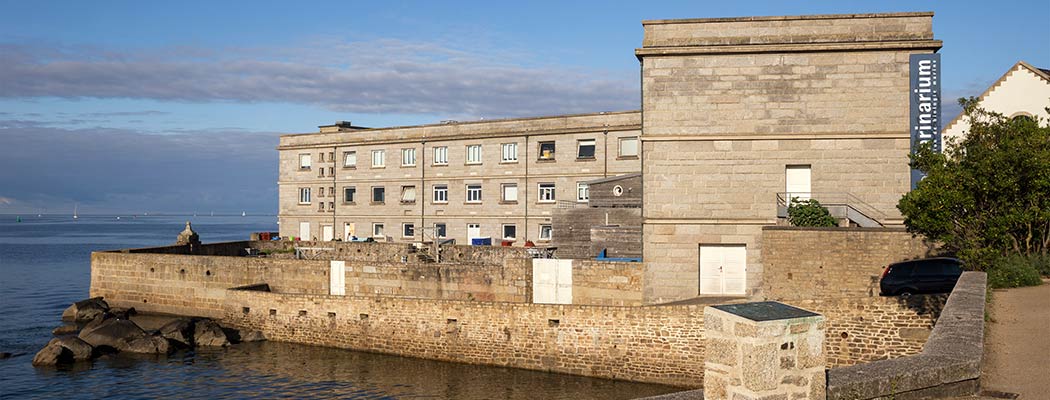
[787,198,838,227]
[1032,254,1050,277]
[987,255,1044,288]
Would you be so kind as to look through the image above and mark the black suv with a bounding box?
[879,257,964,296]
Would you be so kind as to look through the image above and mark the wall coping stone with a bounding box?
[761,226,910,233]
[641,12,935,25]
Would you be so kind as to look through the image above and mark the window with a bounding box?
[329,186,334,197]
[433,184,448,203]
[577,182,589,202]
[538,141,556,160]
[343,151,357,167]
[466,144,482,164]
[299,154,312,169]
[328,201,334,211]
[466,184,482,203]
[502,224,517,240]
[538,183,556,202]
[501,143,518,162]
[434,223,447,238]
[318,168,325,177]
[401,185,416,203]
[619,136,639,158]
[501,183,518,202]
[433,146,448,165]
[318,152,325,162]
[372,187,385,203]
[401,148,416,166]
[371,150,385,167]
[344,187,356,203]
[298,188,311,204]
[539,224,553,240]
[372,223,385,238]
[577,139,596,159]
[328,167,334,177]
[328,152,335,162]
[402,223,415,238]
[318,187,325,198]
[318,202,325,211]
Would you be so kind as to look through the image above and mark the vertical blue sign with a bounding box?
[910,53,942,189]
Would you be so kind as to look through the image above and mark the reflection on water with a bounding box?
[0,215,680,399]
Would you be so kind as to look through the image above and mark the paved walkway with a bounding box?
[981,281,1050,399]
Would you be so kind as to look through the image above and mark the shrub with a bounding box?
[1031,254,1050,277]
[987,255,1044,288]
[787,198,838,227]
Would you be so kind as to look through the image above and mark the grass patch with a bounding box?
[987,255,1044,289]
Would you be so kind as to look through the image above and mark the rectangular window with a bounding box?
[298,187,311,204]
[502,224,517,240]
[372,223,385,238]
[401,148,416,166]
[577,182,589,202]
[329,186,334,197]
[372,187,385,203]
[501,143,518,162]
[577,139,596,159]
[344,187,356,203]
[402,223,415,238]
[328,152,335,162]
[318,187,325,198]
[343,151,357,167]
[328,201,334,211]
[371,150,385,167]
[318,168,325,177]
[299,154,312,169]
[538,183,556,202]
[466,144,482,164]
[538,141,556,160]
[434,223,447,238]
[401,185,416,203]
[619,137,639,158]
[433,146,448,165]
[466,184,482,203]
[501,183,518,202]
[328,167,334,176]
[318,152,325,162]
[318,202,325,211]
[539,224,553,240]
[433,184,448,203]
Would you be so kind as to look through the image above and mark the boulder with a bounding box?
[1,352,13,359]
[109,307,137,320]
[33,341,71,366]
[49,336,94,361]
[61,297,110,322]
[124,334,171,354]
[193,319,230,347]
[78,318,148,352]
[157,318,195,348]
[240,330,267,342]
[52,324,80,336]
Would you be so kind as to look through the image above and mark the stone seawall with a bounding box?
[222,291,707,388]
[572,260,643,306]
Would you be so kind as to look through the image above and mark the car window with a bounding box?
[941,262,963,274]
[891,262,915,277]
[914,261,942,276]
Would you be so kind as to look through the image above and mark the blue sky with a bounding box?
[1,1,1047,214]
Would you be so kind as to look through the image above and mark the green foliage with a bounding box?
[787,198,838,227]
[1031,254,1050,277]
[986,255,1044,288]
[898,98,1050,271]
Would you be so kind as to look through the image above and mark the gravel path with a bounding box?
[981,281,1050,399]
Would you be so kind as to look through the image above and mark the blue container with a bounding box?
[471,237,492,246]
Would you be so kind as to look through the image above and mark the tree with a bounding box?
[787,198,838,227]
[897,98,1050,270]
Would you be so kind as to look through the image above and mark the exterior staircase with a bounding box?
[776,192,887,228]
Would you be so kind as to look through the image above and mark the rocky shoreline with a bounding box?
[30,297,266,366]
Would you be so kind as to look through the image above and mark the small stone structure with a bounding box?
[175,221,201,254]
[553,174,643,259]
[704,302,825,400]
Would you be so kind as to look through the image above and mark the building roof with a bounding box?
[942,61,1050,134]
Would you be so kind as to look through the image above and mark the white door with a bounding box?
[329,261,345,295]
[699,245,747,296]
[467,224,481,241]
[785,165,812,201]
[322,225,334,241]
[344,223,355,241]
[532,259,573,304]
[299,222,311,240]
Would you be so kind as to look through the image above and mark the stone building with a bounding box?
[552,174,642,259]
[942,61,1050,145]
[277,112,641,244]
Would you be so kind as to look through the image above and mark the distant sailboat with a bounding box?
[73,204,79,220]
[241,211,246,217]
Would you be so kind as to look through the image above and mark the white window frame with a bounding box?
[619,136,639,158]
[372,186,385,203]
[400,185,417,203]
[372,223,385,238]
[501,143,518,162]
[501,183,518,203]
[577,182,589,202]
[298,187,311,204]
[434,223,447,238]
[401,148,416,167]
[299,153,312,170]
[538,141,556,160]
[539,224,553,241]
[466,184,482,203]
[371,149,385,168]
[344,186,356,203]
[577,139,596,159]
[538,183,556,203]
[402,223,415,238]
[466,144,482,164]
[433,184,448,203]
[433,146,448,165]
[502,224,517,240]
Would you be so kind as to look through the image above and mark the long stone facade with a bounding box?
[637,13,942,303]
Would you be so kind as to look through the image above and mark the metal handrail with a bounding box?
[776,192,889,223]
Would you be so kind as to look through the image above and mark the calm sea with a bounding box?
[0,214,678,399]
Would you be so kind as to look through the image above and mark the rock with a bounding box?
[78,318,148,352]
[62,297,110,322]
[193,319,230,347]
[52,324,80,336]
[109,307,137,320]
[157,318,195,348]
[124,334,171,354]
[240,330,267,342]
[33,342,72,366]
[0,352,13,359]
[50,336,94,361]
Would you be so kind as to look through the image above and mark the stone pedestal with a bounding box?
[704,301,826,400]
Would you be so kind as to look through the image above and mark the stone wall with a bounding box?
[253,240,530,265]
[571,260,644,306]
[222,290,707,387]
[342,257,531,302]
[762,227,942,300]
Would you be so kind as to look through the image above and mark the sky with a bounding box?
[0,1,1047,215]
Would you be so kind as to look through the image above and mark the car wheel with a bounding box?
[898,289,914,298]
